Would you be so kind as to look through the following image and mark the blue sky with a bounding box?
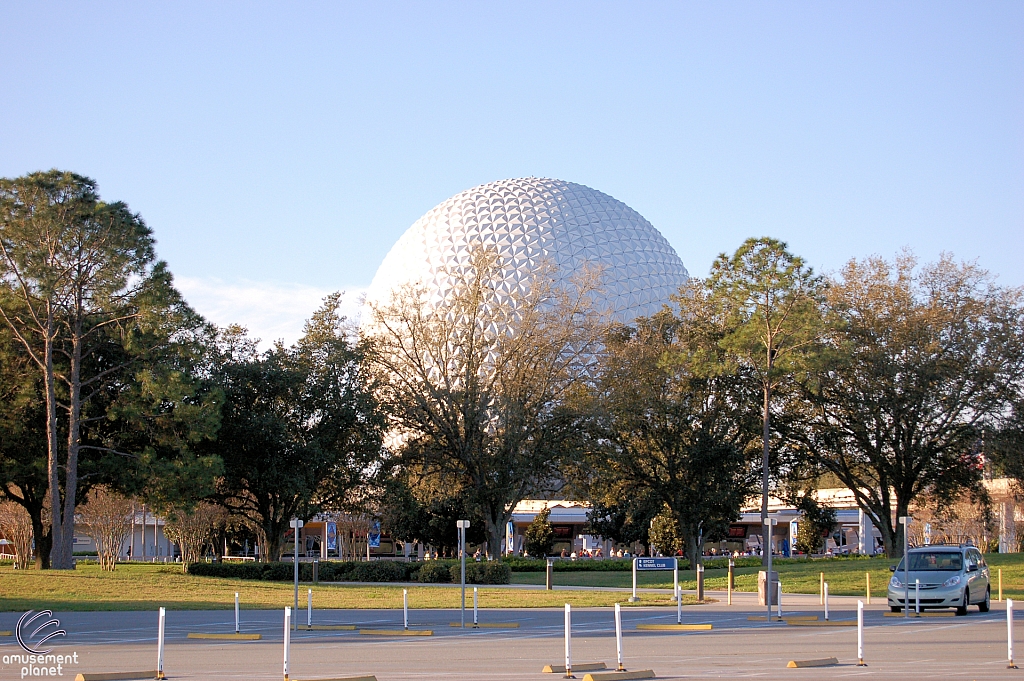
[2,2,1021,345]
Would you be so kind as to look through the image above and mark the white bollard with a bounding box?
[404,589,409,630]
[235,592,240,634]
[307,589,312,627]
[676,583,682,624]
[915,580,920,615]
[777,580,783,620]
[564,603,572,679]
[156,607,166,680]
[283,607,291,681]
[1009,599,1017,669]
[857,600,865,666]
[614,602,624,672]
[474,587,479,626]
[824,582,830,621]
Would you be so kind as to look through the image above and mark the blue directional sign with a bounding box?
[635,557,676,571]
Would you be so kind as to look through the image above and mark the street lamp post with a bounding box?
[456,520,470,628]
[290,518,303,631]
[899,516,911,619]
[764,517,777,623]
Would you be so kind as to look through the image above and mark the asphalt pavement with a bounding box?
[1,590,1019,680]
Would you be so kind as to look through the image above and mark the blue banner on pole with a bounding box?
[635,557,676,571]
[368,521,381,548]
[326,521,337,551]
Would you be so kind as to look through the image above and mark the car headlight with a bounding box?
[890,575,903,588]
[943,574,961,588]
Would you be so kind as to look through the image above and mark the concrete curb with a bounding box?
[748,615,818,621]
[883,611,955,618]
[186,632,261,640]
[786,657,838,668]
[303,624,357,630]
[448,622,520,628]
[635,624,712,631]
[358,629,432,636]
[582,671,655,681]
[542,662,607,673]
[786,620,855,627]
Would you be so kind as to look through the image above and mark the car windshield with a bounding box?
[896,551,963,571]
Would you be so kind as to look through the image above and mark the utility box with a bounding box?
[758,570,779,606]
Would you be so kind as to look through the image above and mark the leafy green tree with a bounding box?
[0,171,220,568]
[705,237,826,564]
[523,507,555,557]
[584,495,660,551]
[364,247,602,558]
[648,507,683,556]
[209,294,383,561]
[377,468,486,556]
[799,253,1024,558]
[792,495,837,555]
[580,296,762,568]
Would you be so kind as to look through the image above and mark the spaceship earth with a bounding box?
[363,177,688,324]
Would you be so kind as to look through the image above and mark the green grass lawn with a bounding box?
[4,553,1023,612]
[0,562,700,612]
[513,553,1024,600]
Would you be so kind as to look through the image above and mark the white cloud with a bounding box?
[176,276,366,349]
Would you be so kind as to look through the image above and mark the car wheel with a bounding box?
[890,605,901,613]
[956,589,969,616]
[980,587,991,613]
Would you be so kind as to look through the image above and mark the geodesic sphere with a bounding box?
[364,177,688,324]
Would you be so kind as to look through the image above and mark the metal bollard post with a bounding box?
[547,558,554,591]
[474,587,479,627]
[857,600,866,666]
[630,557,639,603]
[824,582,830,621]
[156,607,166,680]
[820,572,825,605]
[615,602,624,672]
[307,589,312,627]
[777,580,782,620]
[696,564,704,601]
[1009,598,1017,669]
[676,583,682,625]
[915,580,920,615]
[866,572,871,605]
[404,589,409,630]
[235,592,240,634]
[1000,569,1004,602]
[564,603,573,679]
[283,607,291,681]
[728,560,734,606]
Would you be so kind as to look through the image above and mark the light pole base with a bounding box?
[628,597,640,603]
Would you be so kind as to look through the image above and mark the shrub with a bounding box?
[419,561,454,583]
[449,561,512,584]
[523,508,555,557]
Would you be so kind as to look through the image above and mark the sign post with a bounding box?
[764,517,777,623]
[290,518,303,631]
[899,516,910,619]
[633,557,678,607]
[456,520,470,628]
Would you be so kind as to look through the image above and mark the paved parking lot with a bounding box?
[1,592,1019,680]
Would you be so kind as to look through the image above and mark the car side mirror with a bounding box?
[889,565,896,572]
[968,564,978,572]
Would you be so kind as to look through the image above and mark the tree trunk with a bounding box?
[31,511,51,570]
[760,380,771,566]
[485,514,504,560]
[686,534,701,571]
[54,331,84,570]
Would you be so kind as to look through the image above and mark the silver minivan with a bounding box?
[888,545,990,615]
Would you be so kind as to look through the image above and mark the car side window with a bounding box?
[974,550,986,567]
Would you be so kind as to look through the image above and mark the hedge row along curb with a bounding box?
[186,559,511,584]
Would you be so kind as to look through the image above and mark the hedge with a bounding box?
[503,556,769,572]
[186,559,510,584]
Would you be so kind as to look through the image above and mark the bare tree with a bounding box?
[77,487,133,571]
[364,247,604,558]
[164,501,227,570]
[0,500,33,569]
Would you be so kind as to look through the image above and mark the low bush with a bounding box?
[418,561,454,583]
[449,561,511,584]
